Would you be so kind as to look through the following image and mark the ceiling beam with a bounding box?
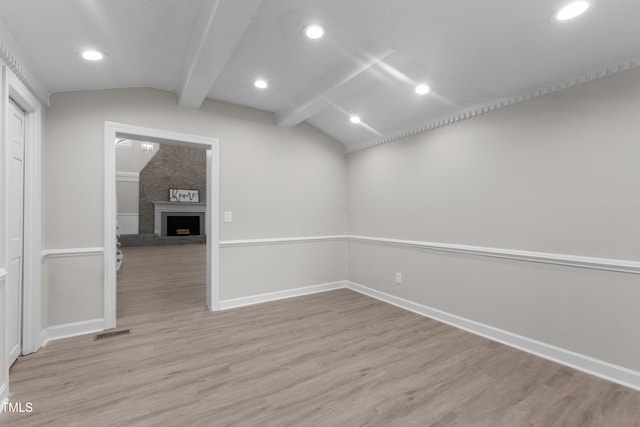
[178,0,264,108]
[276,48,393,128]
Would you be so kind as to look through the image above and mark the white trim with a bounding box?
[220,235,348,247]
[115,171,139,182]
[0,268,6,280]
[346,281,640,391]
[0,385,7,411]
[346,58,640,153]
[218,281,345,310]
[207,145,221,310]
[43,318,105,344]
[3,67,44,357]
[41,247,104,259]
[218,234,640,275]
[349,235,640,275]
[0,20,49,104]
[105,122,220,325]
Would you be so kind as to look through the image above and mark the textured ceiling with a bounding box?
[1,0,639,151]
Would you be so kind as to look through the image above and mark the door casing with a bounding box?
[104,122,220,330]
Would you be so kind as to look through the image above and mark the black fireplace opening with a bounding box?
[166,215,200,236]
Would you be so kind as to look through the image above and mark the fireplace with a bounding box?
[166,215,201,236]
[152,201,206,237]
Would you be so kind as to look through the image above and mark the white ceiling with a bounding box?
[1,0,639,151]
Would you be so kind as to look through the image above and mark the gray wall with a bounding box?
[43,88,348,326]
[347,66,640,371]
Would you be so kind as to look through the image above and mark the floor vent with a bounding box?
[94,329,131,341]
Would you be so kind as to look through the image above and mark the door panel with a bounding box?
[7,99,25,366]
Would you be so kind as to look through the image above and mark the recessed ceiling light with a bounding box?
[350,116,361,124]
[81,50,104,61]
[554,1,591,21]
[254,79,268,89]
[415,84,430,95]
[304,24,325,39]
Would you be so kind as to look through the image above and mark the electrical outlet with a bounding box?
[224,211,233,223]
[395,272,402,284]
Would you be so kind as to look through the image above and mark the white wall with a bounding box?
[115,140,158,234]
[221,241,346,300]
[347,67,640,373]
[43,88,348,327]
[116,181,139,213]
[115,140,158,174]
[116,179,139,235]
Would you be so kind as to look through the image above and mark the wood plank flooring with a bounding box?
[3,243,640,426]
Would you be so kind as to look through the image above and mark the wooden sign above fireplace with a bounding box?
[169,188,199,203]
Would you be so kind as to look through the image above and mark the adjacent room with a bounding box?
[1,0,640,425]
[115,138,208,322]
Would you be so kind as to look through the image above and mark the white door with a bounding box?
[6,99,25,366]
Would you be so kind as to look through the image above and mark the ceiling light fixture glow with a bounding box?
[415,84,430,95]
[554,1,591,21]
[304,24,325,39]
[254,79,268,89]
[81,50,104,61]
[350,116,361,124]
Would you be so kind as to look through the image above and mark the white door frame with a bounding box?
[2,67,43,360]
[104,122,220,329]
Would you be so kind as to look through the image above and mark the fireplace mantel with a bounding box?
[152,201,206,236]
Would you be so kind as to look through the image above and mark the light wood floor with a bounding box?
[3,243,640,426]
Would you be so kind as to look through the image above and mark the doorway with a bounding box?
[104,122,220,330]
[114,139,208,321]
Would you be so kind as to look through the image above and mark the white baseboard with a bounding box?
[43,319,105,344]
[346,281,640,391]
[219,281,345,310]
[0,384,7,412]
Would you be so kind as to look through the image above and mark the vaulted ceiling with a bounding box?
[1,0,639,151]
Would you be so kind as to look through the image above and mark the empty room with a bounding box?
[1,0,640,425]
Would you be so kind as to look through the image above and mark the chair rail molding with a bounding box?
[349,235,640,275]
[41,247,105,259]
[219,235,348,247]
[115,171,140,182]
[220,234,640,275]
